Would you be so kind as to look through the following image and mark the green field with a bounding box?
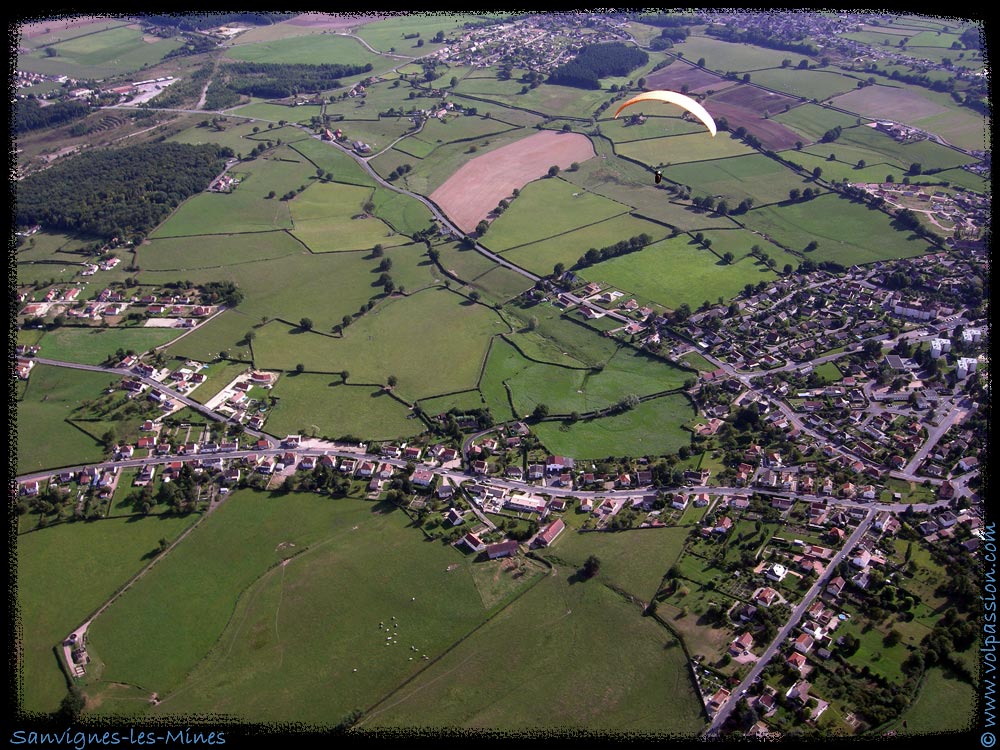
[265,377,423,440]
[251,287,506,402]
[739,68,858,100]
[773,103,862,142]
[226,33,385,68]
[34,326,181,365]
[149,150,320,238]
[288,137,379,187]
[482,177,630,253]
[355,14,479,53]
[740,193,939,265]
[674,35,800,72]
[533,393,695,460]
[18,23,185,79]
[361,567,705,733]
[580,235,777,310]
[371,187,436,237]
[553,526,689,599]
[288,181,411,252]
[96,491,491,726]
[665,153,818,206]
[617,131,756,168]
[229,101,323,124]
[16,364,122,474]
[501,212,667,277]
[16,512,199,714]
[139,230,305,271]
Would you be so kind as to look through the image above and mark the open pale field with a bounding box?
[580,235,777,310]
[830,84,987,151]
[139,231,305,271]
[125,492,494,726]
[16,512,199,714]
[741,192,940,266]
[480,175,627,253]
[501,213,666,277]
[226,32,385,68]
[411,115,518,149]
[16,364,121,474]
[251,287,506,402]
[780,149,908,185]
[36,326,181,365]
[431,131,597,234]
[617,130,756,168]
[643,59,729,94]
[602,116,708,145]
[361,568,705,733]
[552,526,689,601]
[532,393,696,460]
[292,218,409,253]
[167,120,275,154]
[665,153,817,206]
[265,378,422,440]
[371,187,436,236]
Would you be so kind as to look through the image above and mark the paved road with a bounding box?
[704,504,879,735]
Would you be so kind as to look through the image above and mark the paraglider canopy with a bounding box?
[613,90,717,137]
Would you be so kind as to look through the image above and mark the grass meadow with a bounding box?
[740,68,859,100]
[36,326,181,365]
[355,14,479,53]
[16,512,199,714]
[226,33,385,67]
[894,667,977,734]
[288,137,379,187]
[360,567,705,733]
[114,491,495,726]
[580,235,777,310]
[674,35,801,72]
[265,377,423,440]
[501,213,667,277]
[251,287,506,401]
[616,131,756,167]
[532,393,696,460]
[741,193,938,265]
[16,364,121,474]
[551,526,689,600]
[482,177,630,253]
[773,103,862,143]
[138,231,305,271]
[19,24,184,79]
[664,153,818,206]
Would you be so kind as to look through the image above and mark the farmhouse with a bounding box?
[534,518,565,548]
[486,540,519,559]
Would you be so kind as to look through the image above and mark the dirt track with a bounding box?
[430,130,596,234]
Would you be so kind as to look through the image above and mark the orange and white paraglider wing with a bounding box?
[613,90,717,137]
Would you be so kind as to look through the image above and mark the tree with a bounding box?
[387,375,398,388]
[856,159,866,169]
[789,188,801,202]
[547,165,560,178]
[582,555,601,579]
[812,166,823,180]
[295,363,305,374]
[341,370,350,382]
[722,251,735,265]
[532,403,549,420]
[468,290,481,303]
[553,262,565,277]
[299,317,314,331]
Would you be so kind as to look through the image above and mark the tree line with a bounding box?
[547,42,649,89]
[572,233,654,269]
[705,24,818,56]
[14,98,90,135]
[16,142,231,241]
[212,62,374,99]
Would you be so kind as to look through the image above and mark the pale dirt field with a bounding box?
[430,130,596,234]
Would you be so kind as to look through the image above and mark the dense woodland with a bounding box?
[16,143,231,241]
[138,12,292,30]
[547,42,649,89]
[14,98,91,135]
[705,24,819,56]
[211,62,375,100]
